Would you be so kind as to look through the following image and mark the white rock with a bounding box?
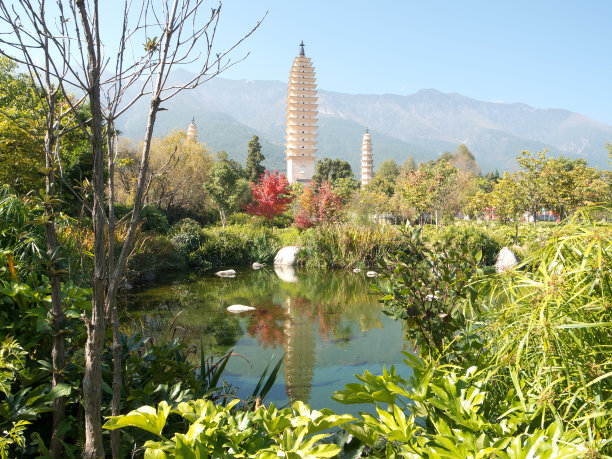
[353,268,361,273]
[274,246,301,266]
[252,262,265,269]
[495,247,519,273]
[227,304,255,313]
[366,271,378,277]
[215,269,236,277]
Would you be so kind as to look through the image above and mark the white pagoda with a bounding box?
[286,41,318,184]
[186,118,197,142]
[361,129,373,186]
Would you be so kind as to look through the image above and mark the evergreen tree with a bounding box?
[245,135,265,182]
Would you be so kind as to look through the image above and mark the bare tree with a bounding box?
[0,1,264,457]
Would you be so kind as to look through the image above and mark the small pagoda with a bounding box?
[360,129,373,186]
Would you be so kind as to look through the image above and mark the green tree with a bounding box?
[365,158,399,197]
[399,156,415,174]
[204,153,251,227]
[490,172,528,243]
[542,157,607,219]
[245,135,265,182]
[516,150,550,226]
[451,143,480,176]
[312,157,355,186]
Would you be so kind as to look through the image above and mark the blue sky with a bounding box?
[203,0,612,124]
[4,1,609,124]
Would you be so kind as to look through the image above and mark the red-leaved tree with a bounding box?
[245,170,294,221]
[294,181,344,229]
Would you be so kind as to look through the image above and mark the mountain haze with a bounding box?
[116,74,612,172]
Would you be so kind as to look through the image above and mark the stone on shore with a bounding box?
[274,246,301,266]
[495,247,519,273]
[216,269,236,277]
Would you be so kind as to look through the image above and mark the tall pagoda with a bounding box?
[286,41,318,184]
[361,129,373,186]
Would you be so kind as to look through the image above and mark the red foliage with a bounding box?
[294,181,344,229]
[244,170,293,220]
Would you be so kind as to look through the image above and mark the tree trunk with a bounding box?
[106,131,121,459]
[44,88,66,459]
[76,1,107,456]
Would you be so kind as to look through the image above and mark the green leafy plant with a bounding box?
[104,399,353,458]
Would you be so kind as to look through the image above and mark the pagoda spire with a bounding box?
[285,42,318,184]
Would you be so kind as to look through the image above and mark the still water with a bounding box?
[122,266,411,414]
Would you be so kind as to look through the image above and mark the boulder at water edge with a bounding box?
[227,304,255,313]
[495,247,519,273]
[274,246,301,266]
[216,269,236,277]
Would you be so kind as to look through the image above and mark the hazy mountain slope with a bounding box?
[115,75,612,172]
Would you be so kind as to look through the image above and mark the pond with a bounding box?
[121,265,412,415]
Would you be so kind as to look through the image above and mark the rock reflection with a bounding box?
[274,264,298,283]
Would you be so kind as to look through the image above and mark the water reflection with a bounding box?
[122,267,406,409]
[274,264,298,283]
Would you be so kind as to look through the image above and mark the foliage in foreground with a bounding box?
[104,400,353,458]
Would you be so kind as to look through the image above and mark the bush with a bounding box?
[128,234,186,281]
[173,225,281,268]
[141,205,169,233]
[423,223,501,266]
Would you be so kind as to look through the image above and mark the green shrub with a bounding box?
[141,205,169,233]
[423,223,501,266]
[182,225,281,268]
[128,234,186,280]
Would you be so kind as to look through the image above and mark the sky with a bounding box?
[199,0,612,125]
[3,1,611,124]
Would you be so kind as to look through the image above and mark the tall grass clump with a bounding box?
[299,223,407,269]
[482,204,612,447]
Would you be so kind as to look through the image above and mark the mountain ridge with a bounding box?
[115,75,612,172]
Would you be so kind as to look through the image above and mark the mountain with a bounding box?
[115,75,612,172]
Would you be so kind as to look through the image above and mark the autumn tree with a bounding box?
[245,135,265,182]
[244,170,293,222]
[294,181,344,229]
[117,130,213,219]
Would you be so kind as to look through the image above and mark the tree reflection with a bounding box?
[246,300,286,348]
